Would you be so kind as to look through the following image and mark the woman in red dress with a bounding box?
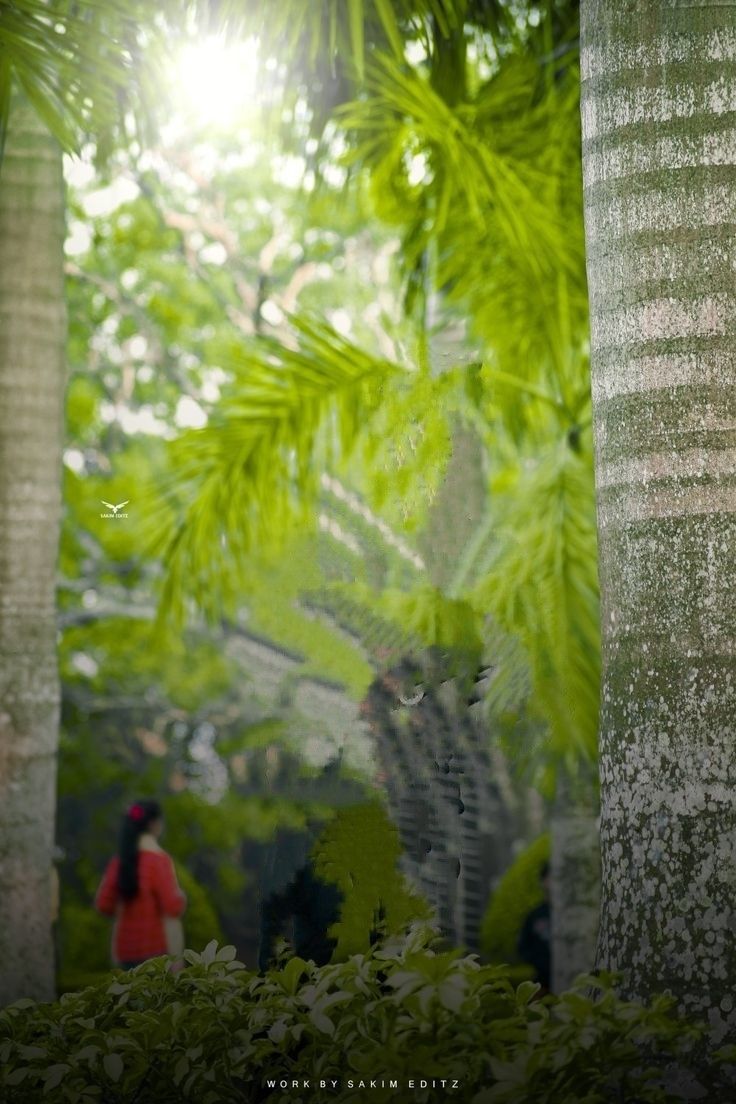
[95,799,186,970]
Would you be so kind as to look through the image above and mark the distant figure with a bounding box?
[258,859,343,971]
[517,862,551,992]
[95,799,186,970]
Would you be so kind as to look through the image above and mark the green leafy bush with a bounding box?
[313,802,431,957]
[0,930,711,1104]
[481,834,550,965]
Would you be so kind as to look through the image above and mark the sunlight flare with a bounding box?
[173,35,260,127]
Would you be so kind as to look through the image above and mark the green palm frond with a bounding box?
[242,0,469,75]
[339,53,567,279]
[354,363,460,533]
[242,0,555,81]
[317,579,482,664]
[334,45,588,440]
[303,582,422,664]
[379,582,482,662]
[440,62,585,355]
[0,0,144,155]
[153,317,400,623]
[469,440,600,770]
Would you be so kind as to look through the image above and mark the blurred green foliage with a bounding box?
[53,0,603,999]
[480,834,550,965]
[57,89,416,983]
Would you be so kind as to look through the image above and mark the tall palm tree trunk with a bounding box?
[581,2,736,1033]
[0,96,65,1003]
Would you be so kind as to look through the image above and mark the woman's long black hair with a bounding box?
[118,799,162,900]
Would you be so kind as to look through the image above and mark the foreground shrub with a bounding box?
[0,927,714,1104]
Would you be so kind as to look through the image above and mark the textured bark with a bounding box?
[0,98,65,1003]
[550,774,600,993]
[581,3,736,1035]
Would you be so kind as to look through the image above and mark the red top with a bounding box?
[95,850,186,963]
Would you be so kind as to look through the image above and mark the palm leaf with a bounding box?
[153,317,400,624]
[340,53,569,274]
[468,439,600,771]
[0,0,143,155]
[336,47,588,443]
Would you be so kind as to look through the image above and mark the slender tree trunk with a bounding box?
[0,97,65,1003]
[550,771,600,993]
[581,2,736,1035]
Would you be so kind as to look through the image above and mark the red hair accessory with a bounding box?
[128,803,145,822]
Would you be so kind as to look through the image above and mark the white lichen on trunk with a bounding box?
[0,98,65,1003]
[581,1,736,1041]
